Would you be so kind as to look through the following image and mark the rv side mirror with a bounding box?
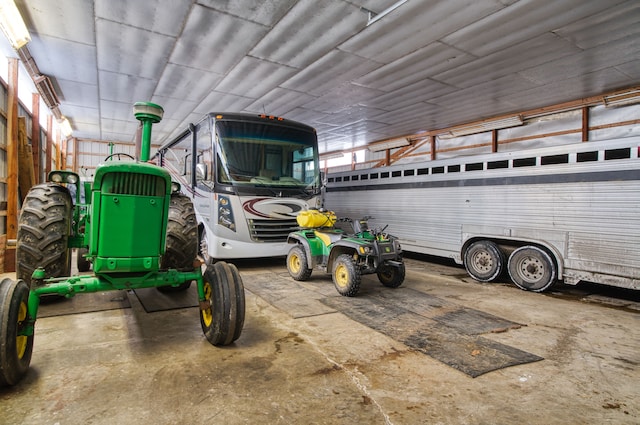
[196,163,207,180]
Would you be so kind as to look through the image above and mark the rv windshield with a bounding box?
[215,120,319,189]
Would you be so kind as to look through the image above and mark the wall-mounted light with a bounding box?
[368,137,410,152]
[603,89,640,108]
[321,152,345,160]
[0,0,31,49]
[361,0,408,27]
[439,115,524,138]
[34,74,60,109]
[58,117,73,138]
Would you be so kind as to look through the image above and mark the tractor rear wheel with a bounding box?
[286,245,312,281]
[332,254,361,297]
[0,278,33,387]
[377,263,405,288]
[159,194,198,292]
[200,262,245,346]
[17,184,72,288]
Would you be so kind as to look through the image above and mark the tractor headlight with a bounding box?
[171,181,181,193]
[66,174,79,184]
[50,172,63,183]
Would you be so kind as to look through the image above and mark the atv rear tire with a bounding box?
[286,245,312,281]
[159,194,198,292]
[17,184,72,288]
[332,254,361,297]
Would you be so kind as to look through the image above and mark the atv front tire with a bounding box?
[286,245,312,281]
[332,254,361,297]
[377,263,405,288]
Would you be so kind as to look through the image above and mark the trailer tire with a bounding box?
[286,245,312,281]
[332,254,361,297]
[200,262,245,346]
[464,240,505,282]
[159,194,198,292]
[377,263,405,288]
[508,245,556,292]
[17,184,72,288]
[0,278,33,387]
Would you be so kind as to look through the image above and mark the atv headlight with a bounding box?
[359,246,372,255]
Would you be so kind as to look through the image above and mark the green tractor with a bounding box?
[0,102,245,387]
[286,210,405,296]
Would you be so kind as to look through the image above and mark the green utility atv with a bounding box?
[0,102,245,387]
[286,210,405,296]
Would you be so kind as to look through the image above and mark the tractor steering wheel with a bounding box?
[104,153,135,161]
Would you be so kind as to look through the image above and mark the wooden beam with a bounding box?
[31,93,41,183]
[5,58,19,271]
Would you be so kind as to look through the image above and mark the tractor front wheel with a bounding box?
[332,254,361,297]
[0,278,34,387]
[200,262,245,346]
[17,184,72,288]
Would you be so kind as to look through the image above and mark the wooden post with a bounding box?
[582,106,589,142]
[31,93,41,183]
[46,115,52,175]
[5,58,19,272]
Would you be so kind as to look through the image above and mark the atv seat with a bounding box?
[314,229,343,246]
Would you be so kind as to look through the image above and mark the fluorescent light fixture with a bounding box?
[33,74,60,109]
[603,89,640,108]
[362,0,408,27]
[440,115,523,138]
[368,137,410,152]
[0,0,31,49]
[58,117,72,138]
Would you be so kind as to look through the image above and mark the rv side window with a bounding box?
[343,176,350,182]
[513,157,536,167]
[432,166,445,174]
[447,165,460,173]
[392,171,401,177]
[417,168,429,175]
[370,173,379,179]
[487,160,508,169]
[577,151,598,162]
[361,174,368,180]
[404,169,415,176]
[352,175,359,181]
[541,154,569,165]
[328,177,335,183]
[605,148,630,160]
[465,162,483,171]
[381,172,390,178]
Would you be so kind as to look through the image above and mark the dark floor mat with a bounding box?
[38,291,130,318]
[133,285,199,313]
[321,294,543,378]
[243,272,336,318]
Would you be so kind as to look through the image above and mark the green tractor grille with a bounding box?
[103,172,166,196]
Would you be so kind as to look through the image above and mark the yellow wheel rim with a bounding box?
[289,254,301,274]
[16,300,27,359]
[335,264,349,288]
[201,282,213,327]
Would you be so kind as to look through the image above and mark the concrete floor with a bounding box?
[1,255,639,425]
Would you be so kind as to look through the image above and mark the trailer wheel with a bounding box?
[76,247,91,272]
[286,245,312,281]
[463,240,505,282]
[508,246,556,292]
[332,254,361,297]
[17,184,72,288]
[200,262,245,346]
[377,263,405,288]
[0,279,34,387]
[159,194,198,292]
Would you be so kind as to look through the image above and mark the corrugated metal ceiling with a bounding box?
[11,0,640,154]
